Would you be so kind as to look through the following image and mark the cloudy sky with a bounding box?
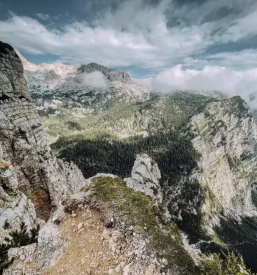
[1,0,257,102]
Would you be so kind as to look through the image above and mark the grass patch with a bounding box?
[89,176,199,275]
[202,251,256,275]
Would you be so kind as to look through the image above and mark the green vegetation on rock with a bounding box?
[202,251,256,275]
[0,222,40,275]
[55,128,205,241]
[89,176,200,275]
[38,92,210,146]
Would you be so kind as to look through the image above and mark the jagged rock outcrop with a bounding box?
[125,154,162,202]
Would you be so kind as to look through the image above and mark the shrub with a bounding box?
[0,243,13,274]
[3,221,10,230]
[0,222,40,275]
[202,251,256,275]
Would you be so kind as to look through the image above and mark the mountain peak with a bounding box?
[0,42,29,99]
[79,62,131,83]
[0,41,20,62]
[15,50,76,77]
[0,41,16,55]
[14,51,131,84]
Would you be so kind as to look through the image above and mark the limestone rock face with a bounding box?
[0,41,86,274]
[3,222,63,275]
[125,154,162,202]
[0,160,37,242]
[189,97,257,217]
[0,41,85,220]
[0,42,29,99]
[160,96,257,239]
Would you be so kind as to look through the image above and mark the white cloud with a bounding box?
[0,10,212,69]
[2,0,257,107]
[0,15,158,67]
[82,71,107,88]
[1,0,257,73]
[35,13,50,20]
[207,50,257,70]
[215,8,257,43]
[181,49,257,70]
[150,65,257,108]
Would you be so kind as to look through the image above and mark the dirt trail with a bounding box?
[43,204,131,275]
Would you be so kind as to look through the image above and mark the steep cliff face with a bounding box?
[0,41,85,223]
[190,97,257,218]
[0,41,87,275]
[0,43,29,100]
[176,96,257,271]
[160,96,257,248]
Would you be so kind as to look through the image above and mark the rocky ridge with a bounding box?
[17,51,149,104]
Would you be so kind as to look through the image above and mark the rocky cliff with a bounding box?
[157,96,257,271]
[0,42,85,219]
[163,96,257,230]
[0,41,86,274]
[190,96,257,217]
